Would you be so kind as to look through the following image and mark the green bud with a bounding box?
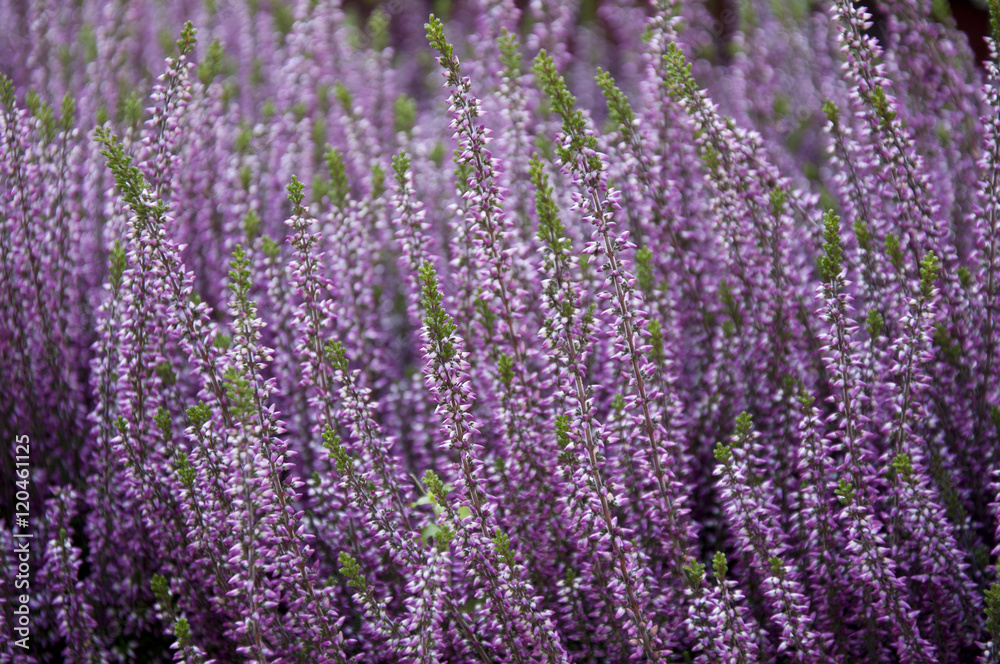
[186,402,212,429]
[109,241,128,292]
[393,151,411,187]
[734,411,753,440]
[498,28,522,77]
[919,251,940,299]
[714,442,732,464]
[891,453,913,480]
[635,247,654,294]
[425,15,454,63]
[957,266,972,289]
[871,85,897,125]
[273,2,295,37]
[323,426,351,475]
[422,469,449,503]
[683,558,706,587]
[338,551,367,591]
[854,219,872,253]
[835,478,855,505]
[333,82,352,111]
[822,98,839,126]
[866,309,884,339]
[151,574,171,604]
[648,318,664,365]
[286,174,305,210]
[555,414,572,450]
[394,94,418,135]
[261,235,280,259]
[175,617,191,647]
[595,68,635,137]
[712,551,728,580]
[244,210,261,245]
[177,21,197,57]
[197,39,226,85]
[493,528,515,567]
[176,451,196,489]
[498,353,514,388]
[154,406,172,440]
[885,233,904,272]
[819,210,843,283]
[324,339,349,372]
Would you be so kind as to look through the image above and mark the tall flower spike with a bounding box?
[530,152,659,661]
[817,211,937,663]
[416,255,569,663]
[38,488,105,663]
[714,413,835,663]
[427,14,565,601]
[535,48,696,630]
[226,241,349,662]
[972,6,1000,476]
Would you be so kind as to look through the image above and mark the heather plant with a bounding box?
[4,0,1000,662]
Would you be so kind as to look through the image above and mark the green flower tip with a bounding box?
[186,402,212,429]
[871,85,897,125]
[819,210,842,283]
[683,558,705,587]
[497,352,515,388]
[324,339,349,372]
[714,441,732,464]
[498,27,521,75]
[990,0,1000,46]
[734,411,753,440]
[154,405,172,439]
[151,574,171,603]
[885,233,904,273]
[891,453,913,480]
[493,528,515,566]
[711,551,728,580]
[0,73,14,109]
[865,308,884,339]
[835,478,855,505]
[338,551,367,590]
[985,582,1000,635]
[177,21,197,57]
[554,414,572,450]
[175,450,196,489]
[243,210,261,244]
[393,151,411,186]
[175,617,191,647]
[109,240,128,292]
[198,38,225,85]
[323,426,351,474]
[227,244,252,304]
[286,174,305,209]
[919,251,941,299]
[822,98,839,125]
[425,14,453,62]
[324,145,349,207]
[421,469,448,503]
[595,67,635,134]
[394,93,417,135]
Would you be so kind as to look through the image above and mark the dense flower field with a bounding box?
[3,0,1000,661]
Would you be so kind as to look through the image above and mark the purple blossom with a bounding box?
[2,2,1000,662]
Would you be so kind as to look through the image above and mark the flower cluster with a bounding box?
[2,0,1000,662]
